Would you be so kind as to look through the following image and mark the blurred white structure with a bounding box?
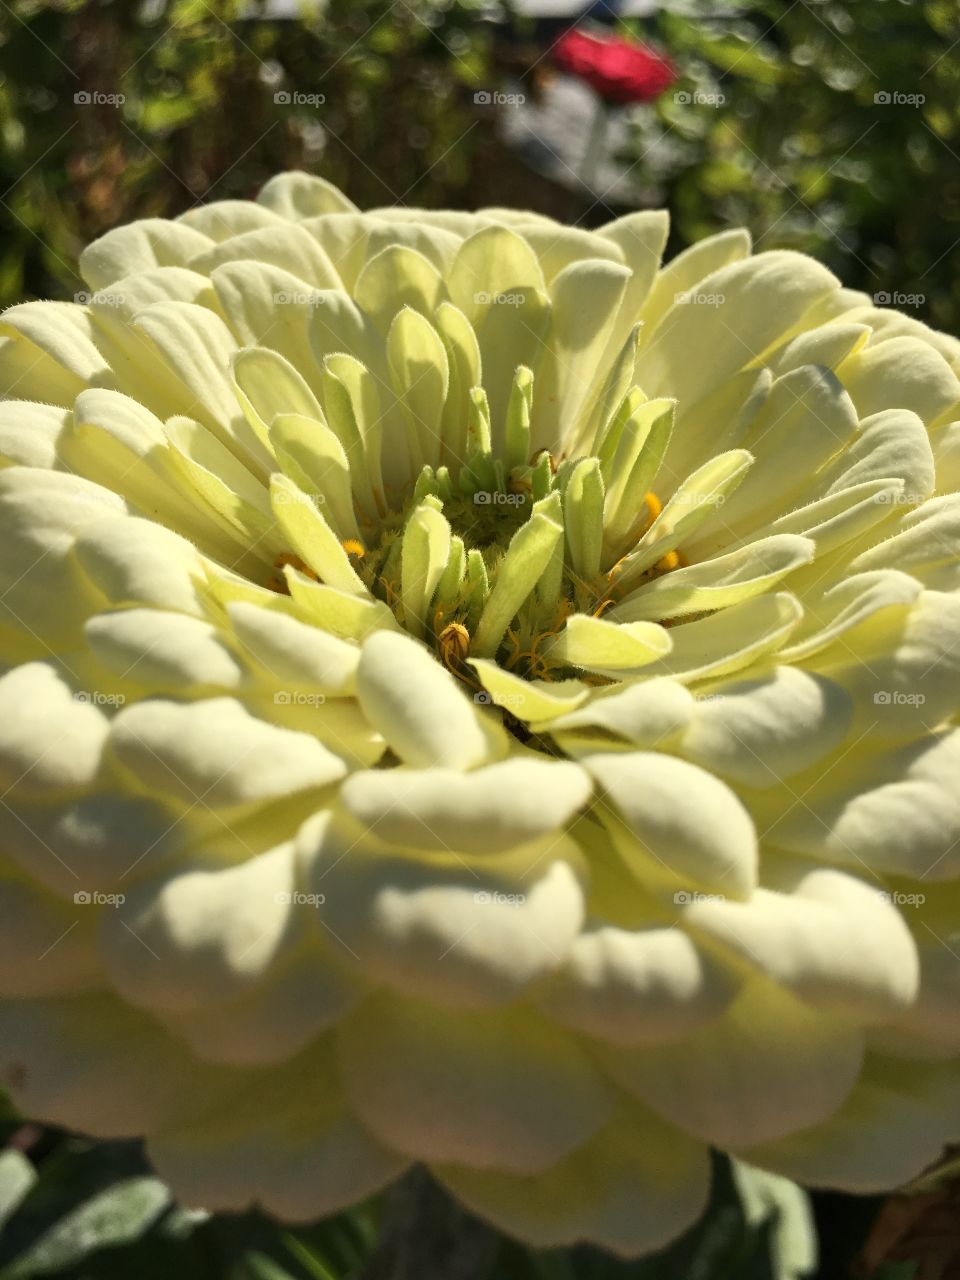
[513,1,658,12]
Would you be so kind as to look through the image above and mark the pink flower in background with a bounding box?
[552,27,676,105]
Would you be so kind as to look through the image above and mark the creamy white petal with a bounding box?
[337,992,611,1173]
[99,844,302,1013]
[743,1059,960,1192]
[540,924,737,1045]
[679,667,852,788]
[685,865,919,1019]
[583,750,758,898]
[768,729,960,879]
[437,1102,710,1257]
[109,696,346,806]
[0,878,102,996]
[148,1038,406,1223]
[340,758,591,854]
[226,600,359,695]
[598,979,864,1147]
[299,812,586,1007]
[0,662,108,796]
[355,630,503,768]
[84,608,243,691]
[635,252,838,409]
[0,994,218,1137]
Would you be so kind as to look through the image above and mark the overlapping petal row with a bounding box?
[1,171,959,1256]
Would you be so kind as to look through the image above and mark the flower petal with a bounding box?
[356,630,502,769]
[766,730,960,880]
[582,750,758,898]
[0,663,108,796]
[109,696,346,806]
[679,667,852,788]
[300,811,586,1007]
[743,1058,960,1192]
[540,924,737,1045]
[341,757,591,854]
[437,1102,709,1256]
[685,865,919,1020]
[148,1040,406,1223]
[597,979,864,1147]
[635,251,838,409]
[337,992,611,1172]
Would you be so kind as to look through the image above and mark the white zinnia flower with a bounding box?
[0,171,959,1256]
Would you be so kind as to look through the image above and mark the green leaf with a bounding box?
[229,1253,298,1280]
[731,1161,817,1280]
[280,1236,339,1280]
[1,1176,171,1279]
[0,1139,153,1273]
[0,1152,36,1232]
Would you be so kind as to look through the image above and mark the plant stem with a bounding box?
[580,97,609,193]
[359,1168,499,1280]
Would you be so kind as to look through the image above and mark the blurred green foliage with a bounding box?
[637,0,960,331]
[0,0,494,305]
[1,0,958,335]
[0,1133,827,1280]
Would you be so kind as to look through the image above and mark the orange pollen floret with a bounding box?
[341,539,366,558]
[642,491,663,531]
[272,552,319,581]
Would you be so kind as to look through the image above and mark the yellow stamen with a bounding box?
[379,576,400,608]
[604,492,686,596]
[341,539,366,559]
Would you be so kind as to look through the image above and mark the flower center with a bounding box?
[266,364,698,686]
[273,460,679,685]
